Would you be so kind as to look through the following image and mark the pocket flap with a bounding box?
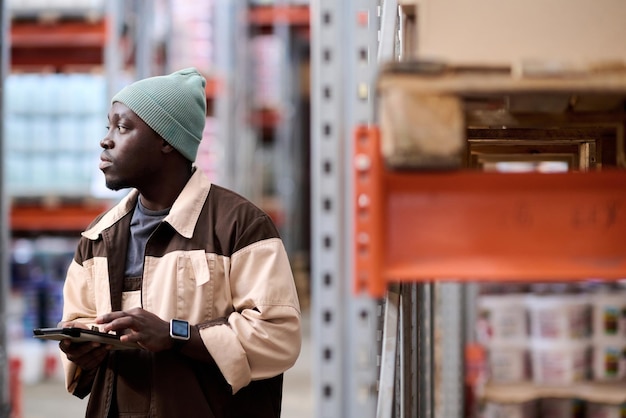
[189,250,210,286]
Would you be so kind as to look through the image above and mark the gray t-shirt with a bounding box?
[125,199,170,281]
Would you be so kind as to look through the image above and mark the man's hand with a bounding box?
[58,321,109,371]
[96,308,172,352]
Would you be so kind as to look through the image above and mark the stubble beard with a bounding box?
[105,178,129,191]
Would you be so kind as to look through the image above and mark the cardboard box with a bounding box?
[411,0,626,69]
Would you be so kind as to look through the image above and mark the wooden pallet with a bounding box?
[353,63,626,296]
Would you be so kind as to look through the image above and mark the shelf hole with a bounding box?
[323,11,332,25]
[358,133,369,147]
[323,48,332,63]
[360,309,369,320]
[359,47,368,63]
[323,85,332,99]
[323,347,332,360]
[357,10,369,27]
[323,123,332,137]
[323,384,333,398]
[323,160,332,174]
[323,310,332,323]
[323,198,332,211]
[323,273,332,286]
[323,235,332,248]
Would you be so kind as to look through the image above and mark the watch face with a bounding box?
[171,319,189,338]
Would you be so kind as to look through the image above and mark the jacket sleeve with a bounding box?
[60,257,100,397]
[198,237,302,394]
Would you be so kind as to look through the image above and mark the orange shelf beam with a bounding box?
[248,5,310,27]
[354,127,626,297]
[10,19,106,67]
[11,202,110,233]
[205,76,220,100]
[249,108,281,129]
[11,20,106,48]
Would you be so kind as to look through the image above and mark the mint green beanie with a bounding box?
[112,67,207,162]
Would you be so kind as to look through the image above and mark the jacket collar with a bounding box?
[82,168,212,240]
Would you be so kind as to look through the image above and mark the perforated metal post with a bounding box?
[311,2,347,415]
[311,0,380,417]
[345,2,381,417]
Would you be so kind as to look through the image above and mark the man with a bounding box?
[58,68,302,417]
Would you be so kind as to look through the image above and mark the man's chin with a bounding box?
[105,181,128,191]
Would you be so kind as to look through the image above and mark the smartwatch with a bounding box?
[170,319,190,341]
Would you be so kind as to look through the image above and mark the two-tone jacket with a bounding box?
[61,168,302,417]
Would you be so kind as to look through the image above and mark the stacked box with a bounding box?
[4,73,107,197]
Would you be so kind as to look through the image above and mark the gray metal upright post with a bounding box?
[311,0,380,417]
[272,0,296,256]
[418,284,434,418]
[105,0,123,99]
[212,1,235,190]
[213,0,254,196]
[135,0,155,79]
[213,0,234,190]
[436,283,464,418]
[230,1,257,200]
[311,1,348,415]
[0,0,10,415]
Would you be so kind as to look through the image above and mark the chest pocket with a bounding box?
[189,250,211,286]
[176,250,215,321]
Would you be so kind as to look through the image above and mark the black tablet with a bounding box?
[33,327,139,350]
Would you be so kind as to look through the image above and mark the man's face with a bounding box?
[100,102,164,191]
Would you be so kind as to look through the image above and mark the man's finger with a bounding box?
[95,311,125,324]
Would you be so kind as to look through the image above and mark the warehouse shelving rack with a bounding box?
[311,1,382,417]
[311,2,438,416]
[212,0,312,269]
[5,0,160,234]
[366,66,626,418]
[312,0,626,417]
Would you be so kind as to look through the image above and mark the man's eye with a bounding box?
[118,125,128,133]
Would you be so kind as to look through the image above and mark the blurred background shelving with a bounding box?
[2,0,311,395]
